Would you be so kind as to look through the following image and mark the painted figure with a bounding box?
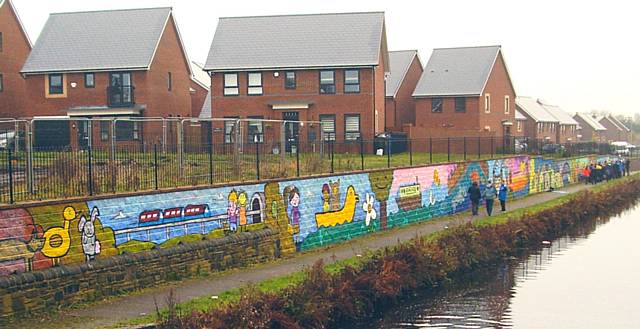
[42,206,75,264]
[322,183,331,212]
[238,191,248,226]
[78,206,102,261]
[331,180,341,211]
[227,190,239,231]
[362,193,377,226]
[288,187,301,226]
[315,186,359,228]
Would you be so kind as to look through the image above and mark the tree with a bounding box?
[368,170,393,230]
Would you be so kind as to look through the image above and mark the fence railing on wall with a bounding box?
[0,117,634,205]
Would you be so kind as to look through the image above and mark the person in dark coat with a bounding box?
[625,158,631,176]
[467,181,481,216]
[483,181,497,216]
[498,181,508,212]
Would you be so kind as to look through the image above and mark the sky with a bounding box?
[10,0,640,117]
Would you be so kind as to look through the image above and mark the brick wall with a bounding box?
[0,0,31,118]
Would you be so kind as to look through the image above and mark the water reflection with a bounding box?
[376,206,640,329]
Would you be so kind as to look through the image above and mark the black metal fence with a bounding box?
[0,134,633,205]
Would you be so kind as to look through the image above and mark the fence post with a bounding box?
[154,144,159,190]
[296,141,300,177]
[490,137,494,158]
[87,142,94,196]
[26,123,34,195]
[209,142,214,185]
[387,138,391,168]
[360,137,364,171]
[255,140,260,180]
[463,137,467,161]
[409,139,413,166]
[447,137,451,162]
[7,148,14,204]
[477,136,481,159]
[330,140,335,173]
[429,137,433,164]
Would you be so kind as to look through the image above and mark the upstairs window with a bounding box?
[84,73,95,88]
[344,69,360,93]
[49,74,64,95]
[344,114,361,141]
[504,95,510,114]
[455,97,466,113]
[320,114,336,141]
[0,74,3,92]
[319,70,335,94]
[247,72,263,95]
[247,116,264,143]
[484,93,491,113]
[285,71,296,89]
[431,97,443,113]
[224,73,239,96]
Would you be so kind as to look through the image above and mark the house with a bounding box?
[515,97,559,143]
[385,50,423,131]
[410,45,516,140]
[203,12,389,148]
[0,0,32,118]
[607,115,632,142]
[189,61,210,118]
[573,113,607,142]
[598,115,631,142]
[537,100,579,143]
[20,7,193,148]
[514,109,527,138]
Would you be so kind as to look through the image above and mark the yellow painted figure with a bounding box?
[41,206,75,263]
[315,186,359,228]
[238,192,248,226]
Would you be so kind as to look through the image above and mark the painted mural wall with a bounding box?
[0,155,618,276]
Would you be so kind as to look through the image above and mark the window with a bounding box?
[100,121,110,141]
[224,73,239,96]
[84,73,95,88]
[319,115,336,141]
[115,121,139,141]
[344,114,361,141]
[504,95,510,114]
[247,116,264,143]
[49,74,64,95]
[0,74,3,92]
[455,97,466,113]
[224,118,237,144]
[517,121,522,132]
[319,70,335,94]
[285,71,296,89]
[431,97,443,113]
[167,72,172,91]
[344,69,360,93]
[247,72,262,95]
[484,94,491,113]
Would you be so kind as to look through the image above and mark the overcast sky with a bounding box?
[11,0,639,117]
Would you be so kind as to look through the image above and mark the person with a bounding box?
[582,165,591,185]
[625,157,631,176]
[467,181,482,216]
[483,180,497,216]
[498,181,508,212]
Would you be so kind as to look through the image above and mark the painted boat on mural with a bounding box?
[315,186,359,228]
[395,178,422,212]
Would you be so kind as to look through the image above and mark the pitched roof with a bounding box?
[21,7,186,74]
[603,115,631,132]
[385,50,421,97]
[515,97,558,123]
[515,110,527,121]
[574,113,607,131]
[199,89,212,119]
[1,0,32,47]
[204,12,388,72]
[190,61,210,90]
[597,115,624,131]
[537,100,579,126]
[413,45,509,97]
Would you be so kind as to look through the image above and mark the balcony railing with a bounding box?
[107,85,135,107]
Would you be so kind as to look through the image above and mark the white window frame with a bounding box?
[504,95,510,114]
[247,72,263,95]
[223,73,239,96]
[484,93,491,113]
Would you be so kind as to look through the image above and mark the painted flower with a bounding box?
[362,194,377,226]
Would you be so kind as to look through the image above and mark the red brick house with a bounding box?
[20,7,193,147]
[598,115,631,142]
[410,45,516,139]
[0,0,31,118]
[204,12,389,147]
[538,100,579,143]
[515,97,559,143]
[514,109,527,138]
[573,113,607,142]
[385,50,423,132]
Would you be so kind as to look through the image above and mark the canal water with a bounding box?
[374,204,640,329]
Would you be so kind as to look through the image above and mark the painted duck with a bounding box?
[315,186,359,228]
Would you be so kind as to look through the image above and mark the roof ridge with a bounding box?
[50,6,171,16]
[218,11,384,20]
[433,45,501,51]
[389,49,418,54]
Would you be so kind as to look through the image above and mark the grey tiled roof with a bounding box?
[413,45,502,97]
[190,61,210,89]
[199,89,211,119]
[21,7,172,74]
[574,113,607,131]
[538,100,578,126]
[204,12,386,71]
[516,97,559,123]
[385,50,420,97]
[515,110,527,121]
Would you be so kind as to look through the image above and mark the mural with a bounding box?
[0,155,621,275]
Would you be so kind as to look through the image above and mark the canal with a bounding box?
[374,204,640,329]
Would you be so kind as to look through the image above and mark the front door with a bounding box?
[77,121,89,149]
[282,112,299,153]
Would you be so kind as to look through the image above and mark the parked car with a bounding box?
[541,143,565,154]
[515,139,528,153]
[611,141,636,156]
[0,131,16,149]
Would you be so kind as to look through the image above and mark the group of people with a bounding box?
[581,158,631,184]
[467,180,508,217]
